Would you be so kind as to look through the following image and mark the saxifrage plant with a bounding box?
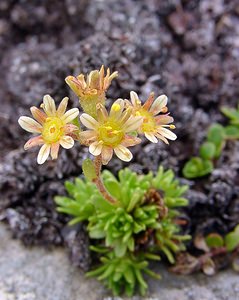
[18,65,190,296]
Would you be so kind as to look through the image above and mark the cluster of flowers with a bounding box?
[18,66,176,165]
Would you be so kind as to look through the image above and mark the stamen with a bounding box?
[112,103,121,112]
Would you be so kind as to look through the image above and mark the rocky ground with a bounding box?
[1,224,239,300]
[0,0,239,294]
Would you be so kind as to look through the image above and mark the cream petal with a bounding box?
[114,145,133,162]
[130,91,141,107]
[101,146,113,165]
[123,116,143,132]
[30,107,47,125]
[79,130,97,143]
[42,95,56,116]
[64,124,79,134]
[109,99,125,119]
[157,127,177,140]
[145,132,158,143]
[18,116,42,133]
[155,115,174,125]
[24,136,44,150]
[37,144,51,164]
[155,133,169,145]
[89,141,103,156]
[96,103,108,123]
[62,108,79,124]
[121,136,141,147]
[50,143,60,160]
[80,113,98,130]
[60,136,74,149]
[57,97,69,117]
[149,95,168,115]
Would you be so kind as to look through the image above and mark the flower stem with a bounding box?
[93,155,117,205]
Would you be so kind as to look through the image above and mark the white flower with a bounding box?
[18,95,79,164]
[127,91,177,144]
[79,99,142,165]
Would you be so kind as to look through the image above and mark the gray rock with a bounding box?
[0,225,238,300]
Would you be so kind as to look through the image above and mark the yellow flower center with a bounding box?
[42,117,64,143]
[136,109,156,133]
[98,119,124,146]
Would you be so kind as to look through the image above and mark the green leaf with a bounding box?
[224,125,239,139]
[225,231,239,252]
[207,124,225,157]
[182,157,213,178]
[82,158,97,181]
[199,142,216,160]
[221,106,239,123]
[205,233,224,248]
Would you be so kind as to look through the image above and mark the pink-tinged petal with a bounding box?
[149,95,168,115]
[121,136,141,147]
[155,115,174,125]
[130,91,141,107]
[37,144,51,164]
[79,130,97,144]
[24,136,44,150]
[30,107,47,125]
[120,107,133,124]
[80,113,98,130]
[62,108,79,124]
[123,116,143,132]
[42,95,56,116]
[142,92,155,110]
[109,99,125,119]
[155,133,169,145]
[99,65,105,90]
[50,143,60,160]
[18,116,42,133]
[101,146,113,165]
[89,141,103,156]
[60,136,74,149]
[96,103,108,123]
[57,97,69,117]
[114,145,133,162]
[145,132,158,143]
[157,127,177,140]
[64,124,79,134]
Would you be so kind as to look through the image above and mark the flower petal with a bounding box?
[80,113,98,130]
[60,136,74,149]
[121,136,141,147]
[145,132,158,143]
[130,91,141,107]
[42,95,56,116]
[123,116,143,132]
[37,144,51,164]
[109,99,125,119]
[18,116,42,133]
[157,127,177,140]
[30,107,47,125]
[149,95,168,115]
[62,108,79,124]
[101,146,113,165]
[64,124,79,134]
[155,133,169,144]
[114,145,133,162]
[96,103,108,123]
[50,143,60,160]
[57,97,69,117]
[142,92,155,110]
[89,141,103,156]
[79,130,97,144]
[155,115,174,125]
[24,136,44,150]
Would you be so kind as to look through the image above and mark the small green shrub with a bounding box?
[55,167,190,296]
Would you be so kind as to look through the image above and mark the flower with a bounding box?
[79,99,142,165]
[127,91,177,144]
[18,95,79,164]
[65,65,118,117]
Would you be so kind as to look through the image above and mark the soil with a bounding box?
[0,0,239,271]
